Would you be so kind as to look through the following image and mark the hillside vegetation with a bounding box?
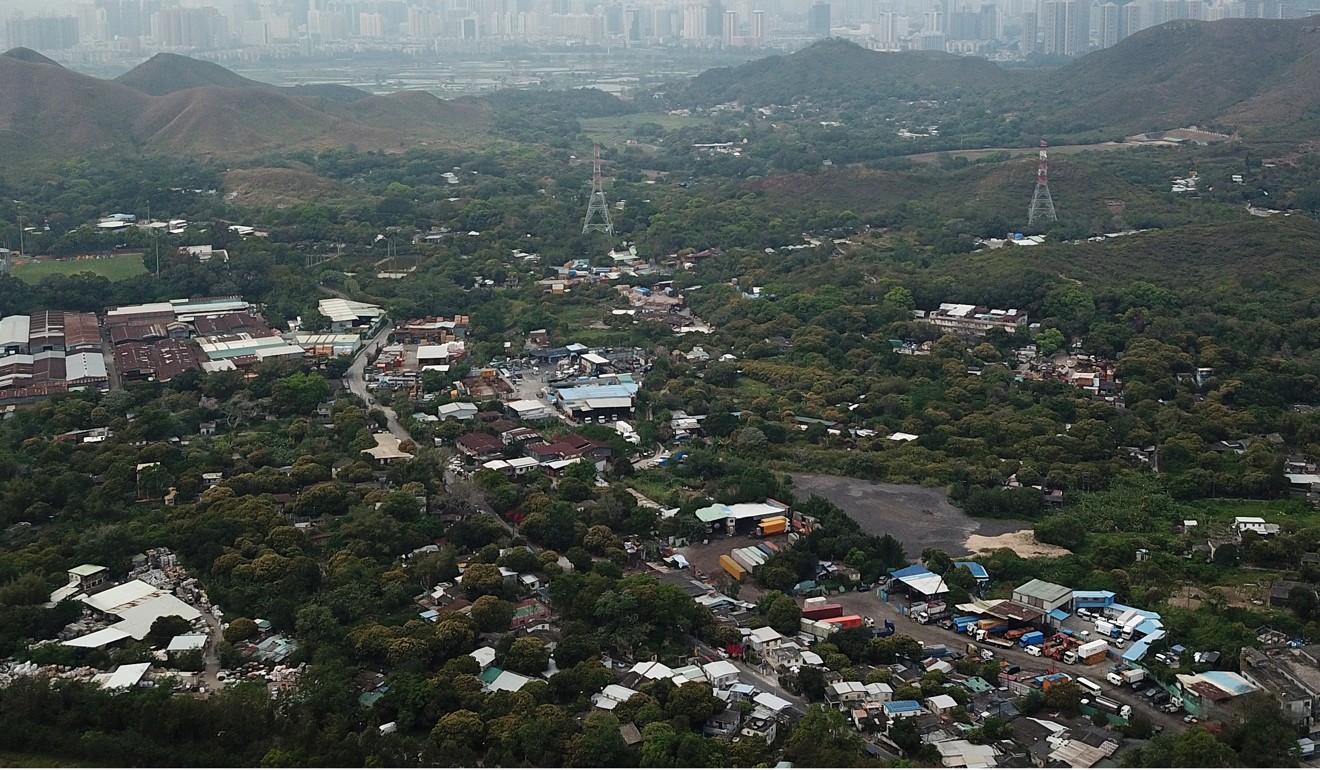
[666,38,1029,107]
[663,19,1320,141]
[0,49,493,172]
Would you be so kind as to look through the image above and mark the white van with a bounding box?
[1025,645,1043,657]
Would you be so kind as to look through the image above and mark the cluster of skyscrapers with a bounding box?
[4,0,1316,59]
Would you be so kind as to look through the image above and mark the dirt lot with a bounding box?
[790,474,1028,558]
[673,533,790,602]
[965,531,1072,558]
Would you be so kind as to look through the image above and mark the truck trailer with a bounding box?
[802,603,845,621]
[756,516,788,536]
[731,550,758,572]
[719,554,747,581]
[800,618,835,639]
[1019,631,1046,647]
[824,615,864,630]
[1077,639,1110,665]
[952,616,982,633]
[755,544,775,558]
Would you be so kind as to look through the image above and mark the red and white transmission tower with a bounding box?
[1027,140,1057,227]
[582,142,615,236]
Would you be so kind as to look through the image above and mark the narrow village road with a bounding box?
[343,319,410,442]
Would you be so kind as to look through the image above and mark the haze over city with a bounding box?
[2,0,1317,94]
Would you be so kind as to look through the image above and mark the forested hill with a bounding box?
[1025,17,1320,136]
[662,18,1320,140]
[663,38,1030,108]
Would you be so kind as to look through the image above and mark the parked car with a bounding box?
[1142,687,1160,699]
[1004,665,1021,675]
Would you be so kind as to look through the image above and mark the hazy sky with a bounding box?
[2,1,79,15]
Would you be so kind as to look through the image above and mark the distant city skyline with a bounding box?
[4,0,1317,73]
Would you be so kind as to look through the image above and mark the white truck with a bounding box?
[1086,696,1132,720]
[1107,669,1146,686]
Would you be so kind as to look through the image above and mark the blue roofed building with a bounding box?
[888,565,949,599]
[1175,670,1259,716]
[546,377,639,420]
[953,561,990,585]
[1072,590,1116,608]
[882,700,925,719]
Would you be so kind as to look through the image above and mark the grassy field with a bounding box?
[582,113,710,145]
[10,253,148,282]
[0,751,91,767]
[1187,497,1317,525]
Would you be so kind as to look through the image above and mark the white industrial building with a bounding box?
[318,298,384,333]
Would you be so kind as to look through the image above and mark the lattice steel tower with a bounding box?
[582,142,615,236]
[1027,140,1057,227]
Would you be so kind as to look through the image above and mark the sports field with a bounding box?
[10,253,148,282]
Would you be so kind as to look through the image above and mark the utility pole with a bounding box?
[12,200,23,256]
[582,142,615,236]
[1027,140,1057,227]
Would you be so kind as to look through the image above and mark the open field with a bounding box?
[0,752,92,767]
[789,474,1027,557]
[582,113,710,145]
[10,253,147,282]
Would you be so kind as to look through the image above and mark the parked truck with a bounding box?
[952,616,982,634]
[1107,669,1145,687]
[823,614,864,631]
[756,516,788,536]
[719,554,747,582]
[1019,631,1046,647]
[1077,639,1110,665]
[1085,696,1132,720]
[802,603,845,621]
[872,619,896,638]
[913,601,949,624]
[1095,619,1119,638]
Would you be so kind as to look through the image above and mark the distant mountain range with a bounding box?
[0,49,489,168]
[669,17,1320,138]
[3,17,1320,173]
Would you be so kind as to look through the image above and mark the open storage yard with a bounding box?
[789,474,1028,557]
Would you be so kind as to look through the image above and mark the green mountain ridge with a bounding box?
[667,18,1320,139]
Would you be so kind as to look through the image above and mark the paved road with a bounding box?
[632,446,671,471]
[343,320,410,441]
[200,608,224,695]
